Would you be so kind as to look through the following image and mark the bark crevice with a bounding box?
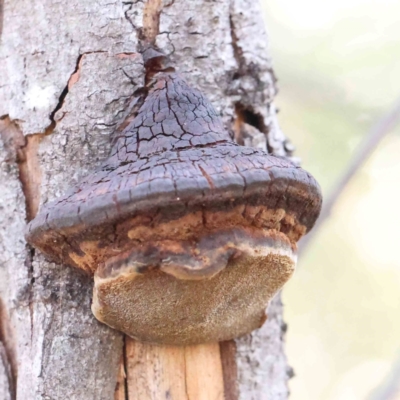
[220,340,239,400]
[141,0,162,43]
[0,118,41,363]
[49,50,108,131]
[0,299,16,400]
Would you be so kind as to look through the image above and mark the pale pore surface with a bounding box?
[93,251,295,345]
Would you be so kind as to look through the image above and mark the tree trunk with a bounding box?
[0,0,292,399]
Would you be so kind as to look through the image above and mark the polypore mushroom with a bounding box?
[26,72,322,345]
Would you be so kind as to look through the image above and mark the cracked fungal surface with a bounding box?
[26,72,322,345]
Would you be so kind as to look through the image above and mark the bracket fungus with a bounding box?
[26,72,322,345]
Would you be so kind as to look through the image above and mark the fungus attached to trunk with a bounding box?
[26,73,322,345]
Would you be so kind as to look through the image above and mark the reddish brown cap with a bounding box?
[26,73,322,344]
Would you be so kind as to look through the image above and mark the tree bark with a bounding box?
[0,0,291,399]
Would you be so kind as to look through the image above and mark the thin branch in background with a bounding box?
[367,354,400,400]
[299,96,400,255]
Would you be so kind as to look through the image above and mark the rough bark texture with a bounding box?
[0,0,291,399]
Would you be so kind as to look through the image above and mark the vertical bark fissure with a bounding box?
[229,13,270,151]
[0,117,42,222]
[219,341,239,400]
[118,0,166,137]
[123,336,129,400]
[0,299,16,400]
[26,247,35,345]
[141,0,162,44]
[228,14,244,77]
[0,117,41,400]
[18,134,44,222]
[183,349,190,400]
[7,123,43,362]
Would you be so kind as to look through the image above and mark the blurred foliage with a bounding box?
[260,0,400,399]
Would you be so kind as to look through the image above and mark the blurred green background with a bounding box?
[260,0,400,399]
